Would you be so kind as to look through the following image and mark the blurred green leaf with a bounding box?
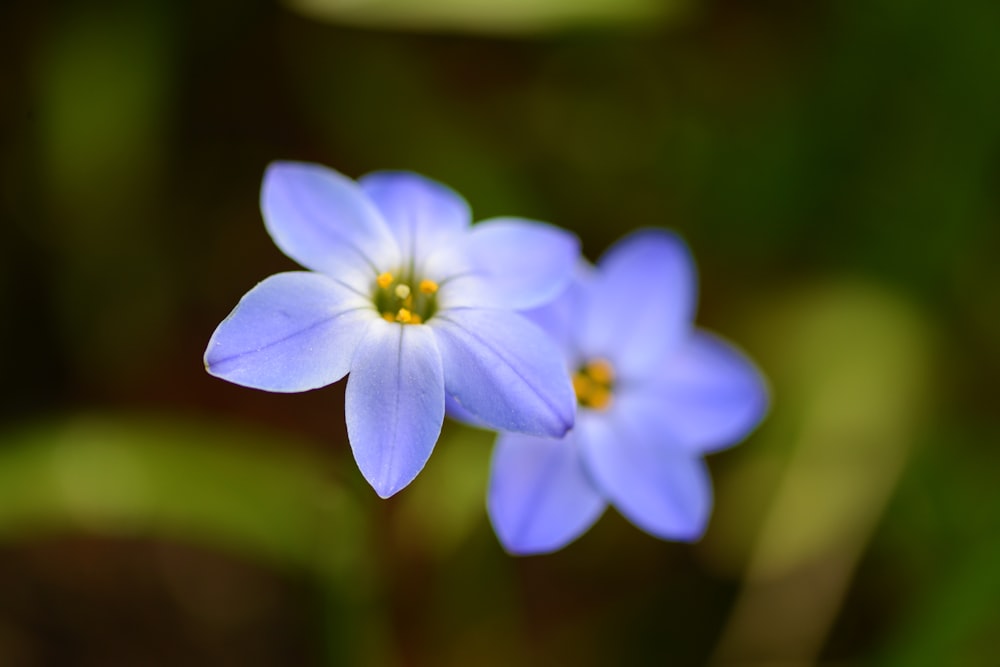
[870,418,1000,667]
[286,0,687,35]
[37,6,170,216]
[704,280,933,577]
[0,414,366,578]
[35,5,176,386]
[0,413,399,665]
[877,533,1000,667]
[704,279,935,664]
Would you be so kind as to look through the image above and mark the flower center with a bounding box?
[572,358,615,411]
[373,271,439,325]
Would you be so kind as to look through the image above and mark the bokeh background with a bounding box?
[2,0,999,664]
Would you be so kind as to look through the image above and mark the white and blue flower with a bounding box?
[205,162,578,498]
[487,229,768,554]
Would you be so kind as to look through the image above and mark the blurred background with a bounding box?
[1,0,999,664]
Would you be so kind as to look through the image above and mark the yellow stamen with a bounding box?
[572,359,616,411]
[585,386,613,410]
[374,273,435,325]
[585,359,615,385]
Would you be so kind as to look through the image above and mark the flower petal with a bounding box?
[577,411,712,541]
[431,309,575,437]
[624,330,768,453]
[488,432,606,555]
[261,161,399,288]
[449,218,580,310]
[358,171,471,267]
[518,264,593,363]
[204,272,373,392]
[579,229,697,381]
[345,319,445,498]
[444,394,489,429]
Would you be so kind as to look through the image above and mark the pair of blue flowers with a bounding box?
[205,162,767,555]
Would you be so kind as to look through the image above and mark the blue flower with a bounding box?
[205,162,578,498]
[487,229,768,554]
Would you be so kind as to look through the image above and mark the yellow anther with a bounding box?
[572,374,592,400]
[572,359,616,411]
[586,386,612,410]
[585,359,615,385]
[373,273,434,325]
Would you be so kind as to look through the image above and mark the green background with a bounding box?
[1,0,998,664]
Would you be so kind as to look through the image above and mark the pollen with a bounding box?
[374,271,437,325]
[573,358,616,411]
[585,359,614,385]
[581,385,612,410]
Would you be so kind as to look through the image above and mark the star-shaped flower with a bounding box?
[205,162,578,498]
[487,229,768,554]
